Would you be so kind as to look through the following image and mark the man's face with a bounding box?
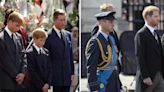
[54,15,66,30]
[8,21,21,32]
[102,19,114,32]
[148,11,159,27]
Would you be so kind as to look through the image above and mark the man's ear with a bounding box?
[7,20,12,28]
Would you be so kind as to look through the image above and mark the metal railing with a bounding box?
[122,0,164,31]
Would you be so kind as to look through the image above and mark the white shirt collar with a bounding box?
[53,25,64,38]
[145,23,156,35]
[5,26,13,38]
[98,29,109,40]
[33,43,43,54]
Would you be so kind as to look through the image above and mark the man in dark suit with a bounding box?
[85,11,121,92]
[0,11,27,92]
[44,9,74,92]
[27,28,51,92]
[135,5,164,92]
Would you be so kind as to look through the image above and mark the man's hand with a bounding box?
[42,83,49,92]
[143,77,153,86]
[16,73,25,85]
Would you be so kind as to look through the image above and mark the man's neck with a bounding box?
[146,21,156,28]
[99,26,109,35]
[102,30,109,35]
[6,26,14,33]
[53,25,62,32]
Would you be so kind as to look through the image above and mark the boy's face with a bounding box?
[33,38,46,48]
[8,21,21,32]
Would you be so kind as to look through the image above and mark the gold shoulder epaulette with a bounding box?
[85,38,113,70]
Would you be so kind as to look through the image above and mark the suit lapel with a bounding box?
[52,28,66,45]
[63,31,67,47]
[4,30,16,53]
[63,31,69,57]
[51,28,66,56]
[32,46,39,55]
[52,28,60,40]
[98,33,108,46]
[145,27,161,56]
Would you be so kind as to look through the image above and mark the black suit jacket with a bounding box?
[0,30,26,90]
[161,34,164,53]
[44,28,74,86]
[27,46,51,92]
[134,26,164,90]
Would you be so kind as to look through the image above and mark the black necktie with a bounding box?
[11,33,14,41]
[11,33,18,53]
[11,33,16,45]
[60,31,65,44]
[153,30,159,44]
[107,36,112,46]
[39,49,42,54]
[60,31,63,39]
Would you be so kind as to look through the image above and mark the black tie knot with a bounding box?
[60,31,65,45]
[11,33,14,40]
[107,36,111,46]
[153,30,159,44]
[60,31,63,39]
[39,49,42,54]
[11,33,16,44]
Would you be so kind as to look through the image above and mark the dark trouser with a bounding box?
[105,70,121,92]
[53,86,70,92]
[0,88,27,92]
[135,71,164,92]
[16,88,27,92]
[0,89,16,92]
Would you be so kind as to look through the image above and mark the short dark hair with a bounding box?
[53,9,66,21]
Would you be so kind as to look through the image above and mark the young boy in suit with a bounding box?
[27,28,51,92]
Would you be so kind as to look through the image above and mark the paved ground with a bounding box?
[48,64,136,92]
[80,73,136,92]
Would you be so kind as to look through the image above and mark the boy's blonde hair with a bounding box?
[32,28,47,39]
[7,11,24,25]
[142,5,159,20]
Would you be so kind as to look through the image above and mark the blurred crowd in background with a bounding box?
[0,0,79,62]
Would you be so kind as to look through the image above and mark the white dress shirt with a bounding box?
[145,23,156,36]
[33,43,43,54]
[53,25,65,39]
[5,26,14,38]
